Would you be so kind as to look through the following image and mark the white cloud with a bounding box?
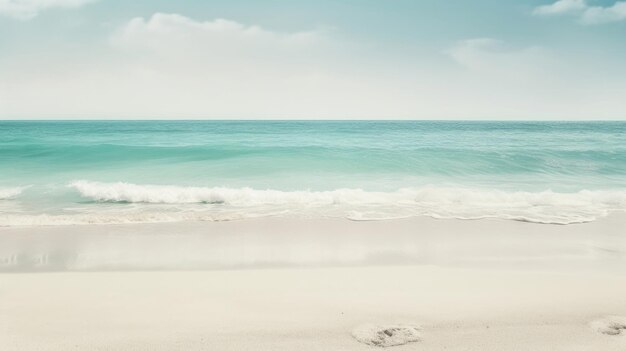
[3,14,412,118]
[581,1,626,24]
[443,37,626,119]
[0,0,96,20]
[109,13,329,72]
[447,38,554,82]
[533,0,586,15]
[1,14,625,120]
[533,0,626,24]
[114,13,322,46]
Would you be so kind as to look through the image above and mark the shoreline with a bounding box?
[1,214,625,272]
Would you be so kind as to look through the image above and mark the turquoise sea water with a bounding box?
[1,121,625,225]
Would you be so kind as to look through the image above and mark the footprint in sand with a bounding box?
[352,324,422,347]
[590,316,626,336]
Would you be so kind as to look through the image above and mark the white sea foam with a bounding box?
[0,186,27,200]
[69,180,415,205]
[0,212,251,227]
[0,181,623,226]
[49,180,626,226]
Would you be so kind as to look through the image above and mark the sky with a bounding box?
[0,0,625,120]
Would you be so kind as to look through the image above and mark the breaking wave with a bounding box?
[0,181,623,226]
[47,180,626,225]
[68,180,387,205]
[0,186,27,200]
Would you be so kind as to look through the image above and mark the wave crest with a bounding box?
[69,180,393,205]
[60,180,626,225]
[0,186,27,200]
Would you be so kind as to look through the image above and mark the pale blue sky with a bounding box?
[0,0,625,119]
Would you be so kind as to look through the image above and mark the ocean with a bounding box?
[1,120,625,225]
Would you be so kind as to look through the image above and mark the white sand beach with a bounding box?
[1,215,625,350]
[1,266,626,351]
